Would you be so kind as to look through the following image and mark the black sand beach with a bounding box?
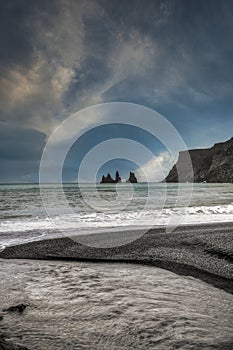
[0,222,233,349]
[1,222,233,294]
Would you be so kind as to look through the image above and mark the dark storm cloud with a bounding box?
[0,1,35,69]
[0,126,46,160]
[2,0,233,119]
[101,0,233,102]
[0,126,46,182]
[1,0,233,181]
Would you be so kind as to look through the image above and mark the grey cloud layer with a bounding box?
[1,0,233,181]
[2,1,233,129]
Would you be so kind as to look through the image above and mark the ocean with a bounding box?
[1,183,233,349]
[1,183,233,248]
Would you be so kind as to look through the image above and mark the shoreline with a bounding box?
[0,222,233,294]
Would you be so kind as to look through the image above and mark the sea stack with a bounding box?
[115,171,121,183]
[101,173,114,183]
[100,171,137,183]
[127,171,137,183]
[100,171,121,184]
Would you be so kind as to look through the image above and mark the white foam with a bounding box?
[1,204,233,235]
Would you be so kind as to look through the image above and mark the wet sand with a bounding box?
[0,222,233,294]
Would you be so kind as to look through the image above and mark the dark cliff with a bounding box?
[164,137,233,183]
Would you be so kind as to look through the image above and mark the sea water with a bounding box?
[0,260,232,350]
[0,185,233,349]
[1,183,233,248]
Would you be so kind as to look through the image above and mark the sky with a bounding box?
[1,0,233,182]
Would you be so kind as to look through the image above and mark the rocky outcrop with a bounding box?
[127,171,137,183]
[115,171,121,183]
[101,173,115,183]
[100,171,121,184]
[3,303,28,314]
[100,171,138,183]
[164,137,233,183]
